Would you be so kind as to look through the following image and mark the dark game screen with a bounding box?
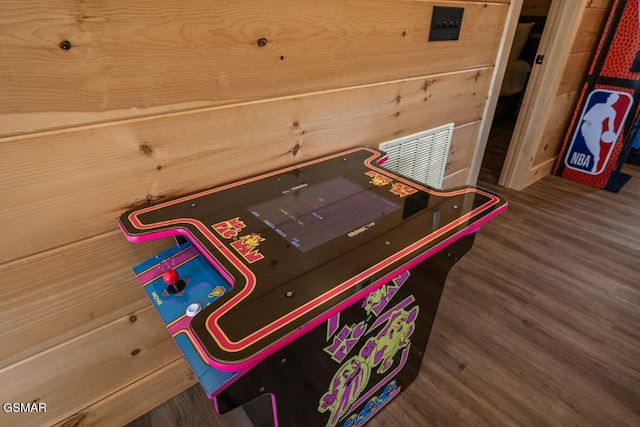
[248,177,400,252]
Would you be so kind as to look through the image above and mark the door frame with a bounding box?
[469,0,589,190]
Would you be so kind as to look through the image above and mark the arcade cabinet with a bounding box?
[120,147,507,427]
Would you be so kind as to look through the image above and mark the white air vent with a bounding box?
[379,123,454,189]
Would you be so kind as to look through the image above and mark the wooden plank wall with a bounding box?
[0,1,509,426]
[525,0,613,185]
[520,0,552,16]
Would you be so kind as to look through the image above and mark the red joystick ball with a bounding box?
[163,269,179,286]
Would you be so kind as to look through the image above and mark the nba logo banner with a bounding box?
[564,89,633,175]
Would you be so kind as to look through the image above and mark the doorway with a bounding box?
[475,0,592,191]
[480,0,552,185]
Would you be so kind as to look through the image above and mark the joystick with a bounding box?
[163,269,186,294]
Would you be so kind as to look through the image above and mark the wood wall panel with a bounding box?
[443,167,471,188]
[0,232,171,368]
[543,91,581,135]
[54,359,197,427]
[0,68,492,264]
[571,7,610,53]
[0,1,507,136]
[556,52,593,95]
[534,91,581,165]
[447,121,480,175]
[1,1,509,425]
[0,305,181,427]
[535,128,565,166]
[587,0,613,9]
[521,0,552,16]
[436,119,480,188]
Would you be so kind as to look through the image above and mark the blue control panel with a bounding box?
[132,240,239,396]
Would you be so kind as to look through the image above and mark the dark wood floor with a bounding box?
[479,114,516,185]
[128,135,639,426]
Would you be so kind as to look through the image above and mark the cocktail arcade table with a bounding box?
[120,146,507,427]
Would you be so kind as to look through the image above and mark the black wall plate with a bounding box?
[429,6,464,41]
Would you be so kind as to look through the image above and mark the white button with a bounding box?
[186,303,201,317]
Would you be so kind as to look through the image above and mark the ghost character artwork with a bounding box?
[362,306,419,375]
[318,357,371,427]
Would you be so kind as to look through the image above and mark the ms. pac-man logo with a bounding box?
[389,183,417,198]
[565,89,633,175]
[365,171,393,187]
[364,170,418,198]
[213,217,246,239]
[230,233,265,263]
